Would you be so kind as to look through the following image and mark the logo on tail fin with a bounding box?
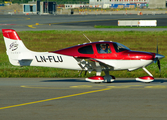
[9,41,18,51]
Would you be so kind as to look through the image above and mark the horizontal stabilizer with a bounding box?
[19,60,33,66]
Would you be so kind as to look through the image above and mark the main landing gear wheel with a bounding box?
[85,75,115,83]
[86,76,104,83]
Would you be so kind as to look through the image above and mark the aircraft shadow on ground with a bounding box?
[41,78,167,83]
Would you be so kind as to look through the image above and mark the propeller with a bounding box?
[154,39,164,72]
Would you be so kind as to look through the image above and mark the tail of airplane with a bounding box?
[2,29,81,70]
[2,29,33,66]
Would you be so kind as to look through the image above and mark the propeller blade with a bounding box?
[154,39,159,63]
[154,39,164,73]
[156,39,158,54]
[157,60,161,72]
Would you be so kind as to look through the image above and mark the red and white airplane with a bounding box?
[2,29,164,83]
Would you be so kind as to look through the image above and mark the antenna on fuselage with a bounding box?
[83,34,91,43]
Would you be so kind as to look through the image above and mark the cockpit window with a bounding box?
[78,45,94,54]
[96,44,111,54]
[113,42,130,53]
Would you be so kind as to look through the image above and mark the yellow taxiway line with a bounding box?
[1,84,166,110]
[0,87,111,110]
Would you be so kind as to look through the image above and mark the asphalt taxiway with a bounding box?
[0,14,167,31]
[0,78,167,120]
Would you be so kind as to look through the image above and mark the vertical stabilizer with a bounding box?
[2,29,33,66]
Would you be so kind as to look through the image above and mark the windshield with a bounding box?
[113,42,130,53]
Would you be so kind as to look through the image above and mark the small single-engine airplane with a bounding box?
[2,29,165,83]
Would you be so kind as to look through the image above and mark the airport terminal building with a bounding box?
[89,0,166,8]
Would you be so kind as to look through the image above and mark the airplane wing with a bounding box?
[74,57,114,73]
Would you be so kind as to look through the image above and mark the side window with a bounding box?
[78,45,94,54]
[96,44,111,54]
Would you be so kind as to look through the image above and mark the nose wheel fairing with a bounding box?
[136,76,154,83]
[136,67,154,83]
